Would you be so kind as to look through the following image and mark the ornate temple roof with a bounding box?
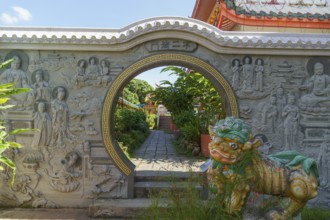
[192,0,330,30]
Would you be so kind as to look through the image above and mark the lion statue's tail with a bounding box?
[268,150,319,185]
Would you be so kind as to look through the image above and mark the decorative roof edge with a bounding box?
[0,16,330,51]
[225,0,330,21]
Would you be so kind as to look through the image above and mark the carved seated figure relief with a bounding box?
[86,57,99,80]
[1,55,33,109]
[0,55,29,88]
[300,62,330,108]
[97,59,111,86]
[46,151,82,193]
[73,60,87,88]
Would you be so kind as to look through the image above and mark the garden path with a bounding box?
[131,130,205,172]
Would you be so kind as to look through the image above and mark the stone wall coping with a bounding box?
[1,16,330,51]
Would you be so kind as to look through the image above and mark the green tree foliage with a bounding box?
[0,59,30,185]
[114,108,150,156]
[123,79,154,104]
[153,66,225,134]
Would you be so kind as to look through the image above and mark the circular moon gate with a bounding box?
[101,53,239,177]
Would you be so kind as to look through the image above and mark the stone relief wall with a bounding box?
[0,40,329,207]
[208,53,330,206]
[0,50,129,207]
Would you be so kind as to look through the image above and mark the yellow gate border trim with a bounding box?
[101,54,238,176]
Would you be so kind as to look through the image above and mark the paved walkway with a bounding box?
[131,130,205,172]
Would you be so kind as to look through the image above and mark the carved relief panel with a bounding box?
[0,49,128,207]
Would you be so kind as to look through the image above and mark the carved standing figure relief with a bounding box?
[261,94,278,133]
[300,62,330,108]
[282,93,299,151]
[242,56,254,92]
[254,58,264,92]
[86,57,99,80]
[32,70,51,102]
[50,87,74,147]
[276,86,287,122]
[32,102,52,149]
[318,131,330,189]
[231,59,241,91]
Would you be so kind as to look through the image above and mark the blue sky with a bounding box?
[0,0,196,87]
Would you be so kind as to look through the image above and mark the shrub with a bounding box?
[114,108,150,155]
[146,113,157,129]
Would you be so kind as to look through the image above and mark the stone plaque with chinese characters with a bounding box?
[145,40,198,52]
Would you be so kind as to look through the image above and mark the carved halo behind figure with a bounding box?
[4,50,29,72]
[255,58,264,66]
[242,55,253,64]
[231,58,241,66]
[31,69,50,83]
[89,56,99,65]
[306,57,330,76]
[77,59,87,67]
[52,86,69,100]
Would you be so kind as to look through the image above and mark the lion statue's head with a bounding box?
[208,117,262,164]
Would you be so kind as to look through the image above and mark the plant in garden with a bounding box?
[114,108,150,155]
[0,59,30,185]
[123,79,154,104]
[153,66,224,133]
[152,66,225,155]
[146,113,157,129]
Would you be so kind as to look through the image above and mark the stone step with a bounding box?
[135,170,204,182]
[89,198,167,219]
[89,139,104,148]
[134,180,207,199]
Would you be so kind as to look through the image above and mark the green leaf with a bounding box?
[0,104,15,110]
[0,59,14,69]
[0,83,15,90]
[7,141,22,148]
[9,128,31,135]
[0,165,4,171]
[0,87,30,97]
[0,142,10,149]
[0,98,10,104]
[0,156,15,169]
[0,131,7,139]
[0,148,6,155]
[0,156,16,186]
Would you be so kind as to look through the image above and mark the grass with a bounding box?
[138,172,241,220]
[171,138,206,160]
[302,207,330,220]
[140,186,330,220]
